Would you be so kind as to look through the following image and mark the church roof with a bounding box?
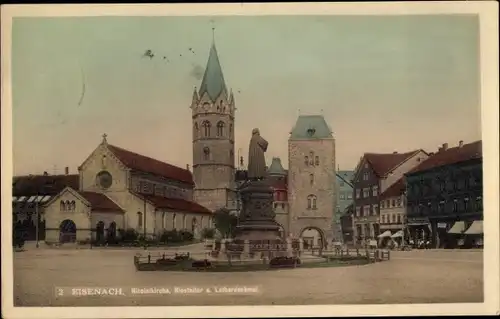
[137,193,212,214]
[267,157,287,176]
[78,191,124,212]
[289,115,333,140]
[198,42,227,101]
[107,144,194,185]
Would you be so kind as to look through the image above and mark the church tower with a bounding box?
[191,37,236,212]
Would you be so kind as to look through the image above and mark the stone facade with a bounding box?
[288,136,337,246]
[191,42,236,213]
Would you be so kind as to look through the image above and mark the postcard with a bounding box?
[1,2,499,318]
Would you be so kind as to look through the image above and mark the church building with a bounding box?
[42,135,213,243]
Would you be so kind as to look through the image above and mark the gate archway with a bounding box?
[59,219,77,243]
[300,226,326,249]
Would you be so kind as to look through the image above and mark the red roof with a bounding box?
[408,141,482,175]
[364,150,421,177]
[13,174,79,197]
[78,191,124,212]
[136,193,212,214]
[107,144,194,185]
[380,178,405,199]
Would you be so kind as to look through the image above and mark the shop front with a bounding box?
[407,217,432,248]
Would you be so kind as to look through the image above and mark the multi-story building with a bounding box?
[191,39,237,212]
[379,178,406,239]
[352,150,429,244]
[405,140,482,248]
[12,170,79,241]
[335,170,354,241]
[288,115,337,247]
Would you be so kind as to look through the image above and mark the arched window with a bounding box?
[315,156,319,166]
[172,213,177,230]
[229,123,233,135]
[304,156,309,166]
[137,212,143,228]
[70,200,76,211]
[161,212,166,230]
[182,214,187,229]
[307,195,317,210]
[60,201,65,211]
[65,200,71,211]
[194,122,199,137]
[203,147,210,160]
[201,216,204,228]
[217,121,225,137]
[309,174,314,185]
[202,120,211,137]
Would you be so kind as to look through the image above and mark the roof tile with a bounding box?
[107,144,194,185]
[13,174,79,197]
[407,140,482,175]
[365,150,420,177]
[78,191,124,212]
[380,178,405,199]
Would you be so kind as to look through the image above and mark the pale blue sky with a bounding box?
[12,15,481,175]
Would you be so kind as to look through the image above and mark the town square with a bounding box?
[4,7,496,315]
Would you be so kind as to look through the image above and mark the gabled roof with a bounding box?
[12,174,79,197]
[363,150,421,177]
[380,178,405,199]
[78,191,124,212]
[135,193,212,214]
[407,140,482,175]
[289,115,333,140]
[267,157,287,176]
[198,42,227,101]
[107,144,194,185]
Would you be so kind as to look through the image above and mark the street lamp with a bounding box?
[35,195,39,248]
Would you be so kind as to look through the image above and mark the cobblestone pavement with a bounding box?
[12,247,483,306]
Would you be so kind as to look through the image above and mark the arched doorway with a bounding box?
[59,219,77,243]
[107,222,117,243]
[96,221,105,243]
[300,227,326,249]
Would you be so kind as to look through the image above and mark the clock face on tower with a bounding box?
[96,171,113,189]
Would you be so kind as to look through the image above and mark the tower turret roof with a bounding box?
[289,115,333,140]
[267,157,287,176]
[199,42,227,101]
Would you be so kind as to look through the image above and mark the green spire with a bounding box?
[199,41,227,102]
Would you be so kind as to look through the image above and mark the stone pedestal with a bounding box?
[235,180,282,241]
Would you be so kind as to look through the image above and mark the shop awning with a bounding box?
[464,220,483,235]
[448,221,465,234]
[377,230,392,238]
[391,230,404,238]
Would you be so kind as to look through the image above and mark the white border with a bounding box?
[1,2,499,318]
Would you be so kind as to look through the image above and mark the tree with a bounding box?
[213,208,238,239]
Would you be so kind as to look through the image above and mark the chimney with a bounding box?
[43,171,48,176]
[459,140,464,147]
[442,143,448,151]
[65,167,69,175]
[186,164,190,171]
[393,151,398,154]
[429,152,435,156]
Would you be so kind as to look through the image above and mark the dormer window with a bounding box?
[306,128,316,136]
